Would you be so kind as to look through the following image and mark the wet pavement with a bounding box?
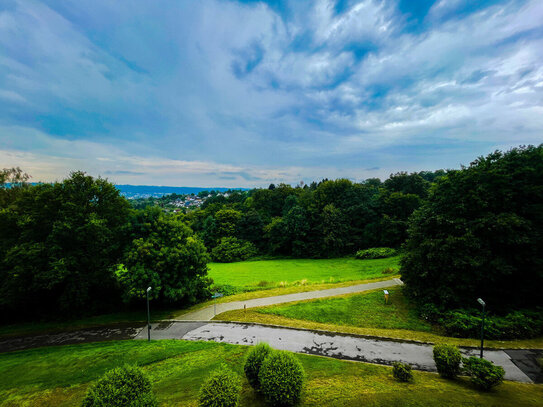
[179,322,534,383]
[1,320,540,384]
[0,324,144,353]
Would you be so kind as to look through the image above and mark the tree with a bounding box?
[236,209,264,247]
[402,145,543,311]
[214,209,242,238]
[384,172,430,198]
[320,204,349,256]
[118,207,211,304]
[264,217,287,255]
[284,205,310,257]
[0,171,130,317]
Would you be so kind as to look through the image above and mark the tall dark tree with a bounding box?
[0,172,130,317]
[401,145,543,311]
[118,207,211,304]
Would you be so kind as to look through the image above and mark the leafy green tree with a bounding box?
[211,237,257,263]
[402,145,543,311]
[284,205,310,257]
[236,209,264,247]
[214,209,242,238]
[320,204,349,256]
[384,172,430,198]
[119,207,211,304]
[201,216,219,249]
[0,171,130,317]
[264,217,287,255]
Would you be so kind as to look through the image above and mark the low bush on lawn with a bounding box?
[433,344,462,379]
[259,350,305,406]
[244,343,273,390]
[462,357,505,391]
[82,365,157,407]
[198,365,241,407]
[392,362,413,382]
[355,247,397,260]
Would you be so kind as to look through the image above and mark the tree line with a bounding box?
[1,144,541,321]
[184,171,443,261]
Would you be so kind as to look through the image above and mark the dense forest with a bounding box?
[1,145,542,328]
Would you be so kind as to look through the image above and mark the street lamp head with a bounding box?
[147,287,152,293]
[477,298,485,307]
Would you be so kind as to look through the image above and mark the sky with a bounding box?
[0,0,542,187]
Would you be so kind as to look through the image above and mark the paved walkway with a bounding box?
[134,321,535,383]
[179,278,404,320]
[1,320,538,383]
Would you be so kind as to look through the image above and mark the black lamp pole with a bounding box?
[477,298,485,358]
[147,287,152,342]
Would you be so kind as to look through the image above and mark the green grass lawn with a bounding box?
[208,256,400,291]
[1,340,541,406]
[0,309,175,339]
[258,287,432,332]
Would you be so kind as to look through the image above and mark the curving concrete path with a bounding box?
[134,321,535,383]
[178,278,404,320]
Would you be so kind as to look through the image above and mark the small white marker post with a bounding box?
[383,289,389,304]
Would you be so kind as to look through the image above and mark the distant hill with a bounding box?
[115,184,246,198]
[5,183,246,199]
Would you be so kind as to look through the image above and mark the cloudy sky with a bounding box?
[1,0,542,187]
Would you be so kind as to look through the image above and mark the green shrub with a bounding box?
[355,247,397,260]
[82,365,157,407]
[439,308,543,340]
[259,351,305,406]
[433,344,462,379]
[392,362,413,382]
[244,343,273,390]
[198,365,241,407]
[211,237,257,262]
[462,357,505,391]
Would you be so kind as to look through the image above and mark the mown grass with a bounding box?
[173,276,400,319]
[216,288,543,349]
[0,309,175,339]
[258,287,431,332]
[208,256,400,291]
[1,340,541,406]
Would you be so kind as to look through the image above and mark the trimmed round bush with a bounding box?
[392,362,413,382]
[198,365,241,407]
[355,247,397,259]
[244,342,273,390]
[462,357,505,391]
[259,350,304,406]
[82,365,157,407]
[433,344,462,379]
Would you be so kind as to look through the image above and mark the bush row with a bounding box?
[418,304,543,340]
[433,344,504,391]
[355,247,397,259]
[244,343,305,406]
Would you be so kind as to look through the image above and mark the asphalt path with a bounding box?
[1,320,539,383]
[179,278,404,320]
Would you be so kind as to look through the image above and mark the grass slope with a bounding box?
[1,340,541,406]
[216,288,543,349]
[208,256,400,291]
[258,287,431,332]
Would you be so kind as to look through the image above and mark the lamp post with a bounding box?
[147,287,152,342]
[477,298,485,358]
